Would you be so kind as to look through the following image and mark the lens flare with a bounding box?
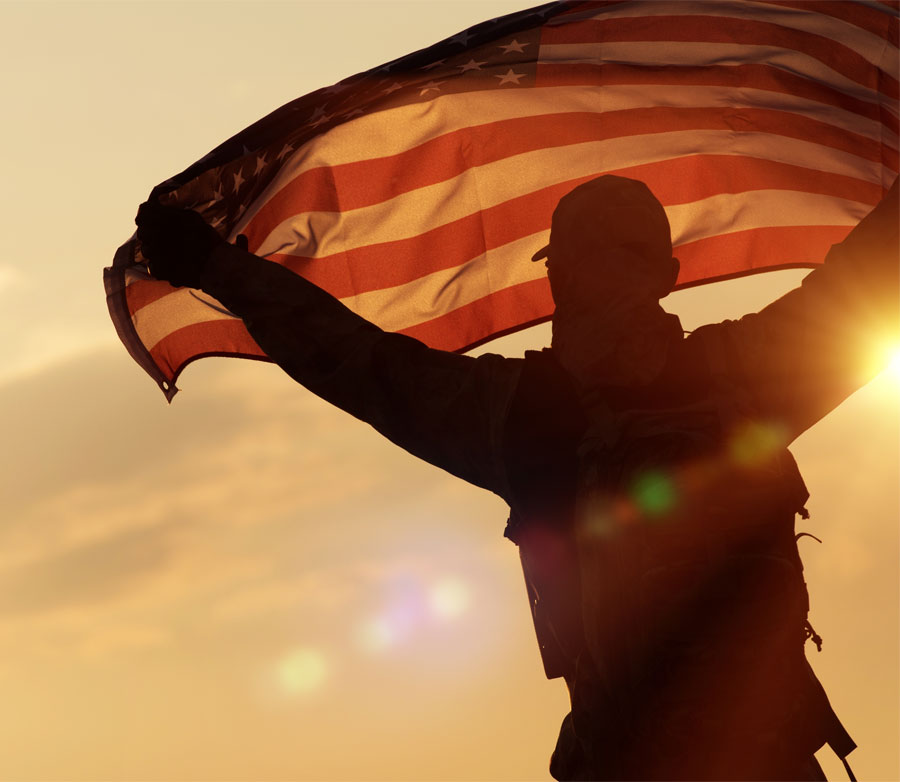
[729,420,787,467]
[277,647,328,695]
[429,577,469,620]
[357,616,395,653]
[630,470,676,517]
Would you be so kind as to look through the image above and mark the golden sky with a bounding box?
[0,2,896,780]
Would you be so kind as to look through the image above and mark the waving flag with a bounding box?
[105,0,899,400]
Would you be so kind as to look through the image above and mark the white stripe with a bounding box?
[136,288,238,352]
[138,191,869,344]
[541,40,887,106]
[666,190,868,246]
[256,129,885,258]
[347,233,547,331]
[545,0,899,71]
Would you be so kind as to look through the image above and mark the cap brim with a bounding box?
[531,244,550,262]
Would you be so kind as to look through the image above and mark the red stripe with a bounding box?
[541,14,899,98]
[537,62,899,137]
[756,1,899,45]
[242,105,895,251]
[398,278,554,351]
[674,224,852,287]
[402,225,853,351]
[259,156,882,301]
[149,319,263,379]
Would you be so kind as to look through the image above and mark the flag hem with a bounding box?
[104,239,182,403]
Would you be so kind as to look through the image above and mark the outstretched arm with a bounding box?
[136,203,522,500]
[696,177,899,441]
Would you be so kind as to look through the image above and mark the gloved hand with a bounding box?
[135,200,225,288]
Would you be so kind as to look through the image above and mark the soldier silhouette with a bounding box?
[136,173,898,781]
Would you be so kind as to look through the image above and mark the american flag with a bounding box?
[105,0,899,400]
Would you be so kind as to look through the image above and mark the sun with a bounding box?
[885,346,900,384]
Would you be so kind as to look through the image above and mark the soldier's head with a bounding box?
[534,175,678,309]
[534,175,680,386]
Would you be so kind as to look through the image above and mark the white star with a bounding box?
[458,58,487,72]
[343,108,365,119]
[421,59,446,71]
[308,106,331,127]
[210,186,224,204]
[382,81,404,95]
[495,68,526,86]
[277,143,294,161]
[241,144,253,156]
[449,30,472,47]
[499,39,529,54]
[254,154,268,174]
[322,82,345,94]
[210,215,226,228]
[419,80,445,96]
[232,169,245,193]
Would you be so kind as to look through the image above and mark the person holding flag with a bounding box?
[113,1,899,778]
[135,171,897,781]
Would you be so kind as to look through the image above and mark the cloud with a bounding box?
[0,347,506,666]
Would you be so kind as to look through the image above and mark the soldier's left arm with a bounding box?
[695,176,898,441]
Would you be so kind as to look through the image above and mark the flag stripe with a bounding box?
[757,1,899,43]
[674,223,853,284]
[238,106,893,253]
[549,1,899,71]
[399,277,553,350]
[149,320,265,379]
[537,63,898,135]
[542,40,893,103]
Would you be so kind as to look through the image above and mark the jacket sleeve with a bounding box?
[695,177,899,441]
[197,242,523,500]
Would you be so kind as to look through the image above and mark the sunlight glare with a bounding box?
[887,347,900,383]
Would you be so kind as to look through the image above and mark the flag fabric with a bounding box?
[105,0,899,400]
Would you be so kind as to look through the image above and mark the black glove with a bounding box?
[135,200,225,288]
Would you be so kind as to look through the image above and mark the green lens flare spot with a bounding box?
[630,471,676,518]
[729,421,788,466]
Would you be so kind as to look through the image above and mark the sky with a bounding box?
[0,2,897,781]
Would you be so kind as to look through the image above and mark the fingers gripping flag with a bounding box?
[105,0,899,400]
